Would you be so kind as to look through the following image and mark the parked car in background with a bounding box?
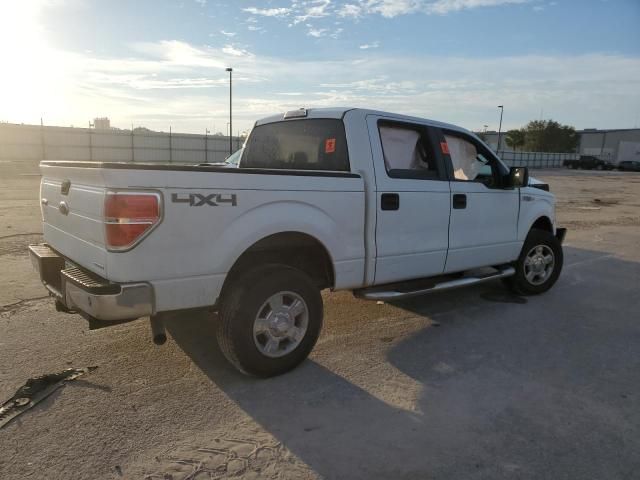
[563,155,615,170]
[617,160,640,172]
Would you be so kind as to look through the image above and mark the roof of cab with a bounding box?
[254,107,471,136]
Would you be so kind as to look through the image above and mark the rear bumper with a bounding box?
[28,243,153,321]
[555,227,567,244]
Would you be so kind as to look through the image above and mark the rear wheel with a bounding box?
[216,265,323,377]
[504,229,563,295]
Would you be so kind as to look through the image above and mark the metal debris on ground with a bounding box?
[0,366,98,429]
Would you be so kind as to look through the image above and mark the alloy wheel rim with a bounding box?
[253,291,309,358]
[524,244,555,286]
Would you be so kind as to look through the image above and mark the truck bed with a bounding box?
[39,161,366,312]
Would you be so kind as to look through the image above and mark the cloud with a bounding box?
[133,40,226,68]
[222,44,253,57]
[3,32,639,134]
[245,0,532,40]
[359,41,381,49]
[220,30,236,37]
[426,0,529,15]
[307,27,329,37]
[337,4,363,17]
[293,0,332,24]
[242,7,291,17]
[313,0,532,19]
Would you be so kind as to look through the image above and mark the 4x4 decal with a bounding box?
[171,193,237,206]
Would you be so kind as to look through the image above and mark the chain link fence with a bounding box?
[498,151,578,168]
[1,122,579,169]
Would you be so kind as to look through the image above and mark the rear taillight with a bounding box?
[104,191,161,250]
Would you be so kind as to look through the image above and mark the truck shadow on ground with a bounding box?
[165,246,640,479]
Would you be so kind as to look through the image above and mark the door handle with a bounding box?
[452,193,467,209]
[381,193,400,211]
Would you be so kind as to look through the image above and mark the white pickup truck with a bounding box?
[30,107,566,376]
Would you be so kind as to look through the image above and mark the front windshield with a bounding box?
[225,147,244,166]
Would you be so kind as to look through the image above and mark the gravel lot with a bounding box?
[1,161,639,479]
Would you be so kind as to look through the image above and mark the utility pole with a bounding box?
[497,105,504,155]
[40,117,45,160]
[205,128,210,163]
[88,121,93,161]
[226,67,233,157]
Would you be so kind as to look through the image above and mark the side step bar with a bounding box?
[354,266,516,301]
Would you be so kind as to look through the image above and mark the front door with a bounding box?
[438,130,521,273]
[368,116,451,285]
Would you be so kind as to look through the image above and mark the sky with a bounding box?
[0,0,639,134]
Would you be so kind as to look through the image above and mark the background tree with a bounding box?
[522,120,578,153]
[505,129,526,151]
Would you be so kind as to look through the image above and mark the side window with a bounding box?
[378,122,442,179]
[444,134,500,187]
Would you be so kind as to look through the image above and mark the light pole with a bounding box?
[226,67,233,157]
[205,128,210,163]
[497,105,504,155]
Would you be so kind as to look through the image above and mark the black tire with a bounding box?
[503,228,563,295]
[596,164,603,171]
[216,264,323,377]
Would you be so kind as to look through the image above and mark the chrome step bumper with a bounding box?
[354,266,516,301]
[28,243,153,321]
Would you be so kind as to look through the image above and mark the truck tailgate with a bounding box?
[40,164,108,276]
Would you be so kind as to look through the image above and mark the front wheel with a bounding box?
[504,229,563,295]
[216,265,323,377]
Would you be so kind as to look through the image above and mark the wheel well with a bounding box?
[531,216,553,233]
[223,232,335,295]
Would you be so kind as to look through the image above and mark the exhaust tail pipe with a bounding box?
[149,315,167,345]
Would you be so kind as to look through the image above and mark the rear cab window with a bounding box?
[241,119,350,171]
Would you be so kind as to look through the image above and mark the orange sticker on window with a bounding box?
[440,141,450,155]
[325,138,336,154]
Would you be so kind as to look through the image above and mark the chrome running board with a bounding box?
[354,266,516,301]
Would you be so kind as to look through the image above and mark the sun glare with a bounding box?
[0,2,70,124]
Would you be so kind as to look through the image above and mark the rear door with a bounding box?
[436,129,520,273]
[368,116,451,285]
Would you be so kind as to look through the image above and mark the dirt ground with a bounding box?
[0,161,639,479]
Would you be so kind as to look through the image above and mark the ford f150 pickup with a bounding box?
[30,107,566,377]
